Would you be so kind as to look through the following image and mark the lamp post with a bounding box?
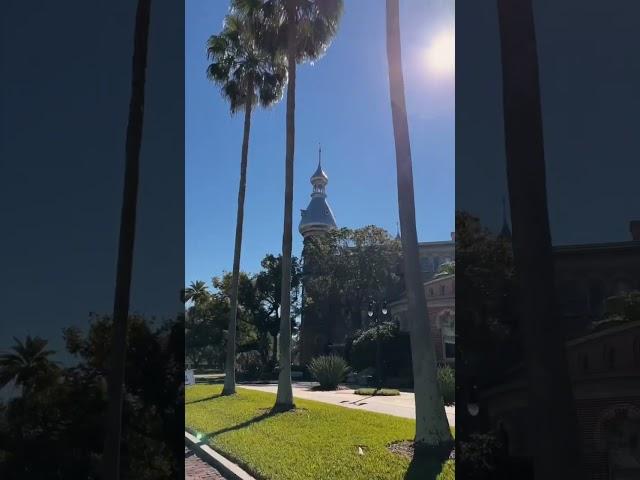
[367,299,388,389]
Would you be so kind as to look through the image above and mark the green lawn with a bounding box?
[186,385,454,480]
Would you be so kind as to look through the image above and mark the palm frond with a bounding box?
[206,2,290,114]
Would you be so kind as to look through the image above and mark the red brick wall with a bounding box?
[576,397,640,479]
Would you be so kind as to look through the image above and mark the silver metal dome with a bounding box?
[299,147,336,238]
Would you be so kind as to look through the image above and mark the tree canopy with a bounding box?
[303,226,404,333]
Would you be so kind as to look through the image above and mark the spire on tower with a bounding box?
[311,144,328,184]
[499,195,512,239]
[395,221,401,240]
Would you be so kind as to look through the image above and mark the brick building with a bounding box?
[479,222,640,480]
[297,153,456,365]
[388,263,455,366]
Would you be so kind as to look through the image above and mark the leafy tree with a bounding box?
[455,211,517,392]
[207,6,287,396]
[254,254,302,367]
[303,226,403,352]
[211,272,261,353]
[232,0,344,411]
[385,0,452,453]
[349,322,411,377]
[0,314,183,479]
[185,303,225,369]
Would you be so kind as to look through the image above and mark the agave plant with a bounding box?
[308,354,349,390]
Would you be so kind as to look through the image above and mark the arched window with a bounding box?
[420,256,432,272]
[433,256,441,271]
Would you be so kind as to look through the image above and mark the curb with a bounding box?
[185,430,257,480]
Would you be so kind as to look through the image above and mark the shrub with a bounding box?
[458,433,503,479]
[354,388,400,396]
[438,365,455,405]
[236,350,264,380]
[349,322,411,376]
[308,355,350,390]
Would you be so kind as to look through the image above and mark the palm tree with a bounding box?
[495,1,583,477]
[184,280,210,306]
[0,336,58,398]
[101,0,152,478]
[233,0,343,412]
[207,10,287,396]
[385,0,453,453]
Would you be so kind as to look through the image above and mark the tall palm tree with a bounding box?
[275,0,343,411]
[496,1,583,477]
[207,10,287,396]
[233,0,343,412]
[385,0,453,453]
[0,336,57,398]
[184,280,210,306]
[101,0,152,478]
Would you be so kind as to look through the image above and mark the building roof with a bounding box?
[553,240,640,255]
[299,197,337,234]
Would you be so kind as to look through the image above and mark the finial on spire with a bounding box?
[318,143,322,167]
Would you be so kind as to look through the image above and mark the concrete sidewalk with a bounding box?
[237,381,455,426]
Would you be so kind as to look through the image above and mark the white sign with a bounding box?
[185,369,195,386]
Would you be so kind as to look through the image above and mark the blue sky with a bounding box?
[186,0,455,284]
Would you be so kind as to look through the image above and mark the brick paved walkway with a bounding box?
[185,446,227,479]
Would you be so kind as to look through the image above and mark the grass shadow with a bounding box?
[196,378,224,385]
[202,405,298,440]
[404,454,451,480]
[185,393,223,405]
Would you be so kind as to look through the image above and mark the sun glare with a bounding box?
[424,29,455,76]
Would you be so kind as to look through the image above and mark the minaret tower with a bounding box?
[298,146,337,365]
[299,145,337,238]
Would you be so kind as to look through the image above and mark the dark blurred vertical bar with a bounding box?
[456,1,640,479]
[0,0,184,478]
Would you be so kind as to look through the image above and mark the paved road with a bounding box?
[237,381,456,426]
[185,446,227,480]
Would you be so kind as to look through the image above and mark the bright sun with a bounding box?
[424,29,455,76]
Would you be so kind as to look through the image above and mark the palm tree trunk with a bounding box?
[101,0,151,478]
[385,0,452,453]
[222,81,254,396]
[272,331,279,366]
[274,0,296,410]
[496,1,583,478]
